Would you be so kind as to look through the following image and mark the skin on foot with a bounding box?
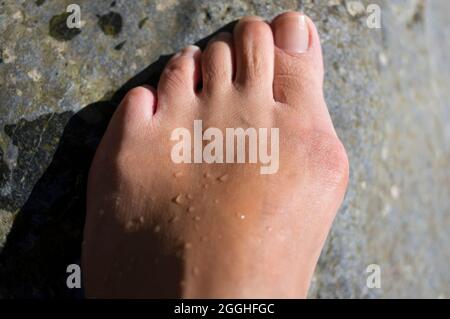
[82,12,349,298]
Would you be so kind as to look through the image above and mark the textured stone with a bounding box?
[0,0,449,298]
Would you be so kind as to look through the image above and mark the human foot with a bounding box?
[82,12,349,298]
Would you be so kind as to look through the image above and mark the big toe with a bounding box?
[272,12,324,102]
[272,12,333,131]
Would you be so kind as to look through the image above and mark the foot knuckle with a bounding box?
[162,58,192,88]
[167,56,192,73]
[277,54,316,75]
[203,63,222,82]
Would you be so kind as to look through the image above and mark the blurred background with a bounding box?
[0,0,449,298]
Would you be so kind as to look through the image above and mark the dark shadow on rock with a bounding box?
[0,21,236,299]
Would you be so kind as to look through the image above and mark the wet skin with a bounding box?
[83,12,349,298]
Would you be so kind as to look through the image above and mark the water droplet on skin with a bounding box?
[187,194,194,200]
[172,194,183,205]
[139,216,145,223]
[214,199,219,204]
[239,213,246,220]
[154,225,161,233]
[218,174,229,182]
[174,171,183,178]
[203,184,209,189]
[187,206,195,213]
[185,242,192,249]
[266,226,272,232]
[204,171,212,178]
[193,215,201,221]
[170,216,180,223]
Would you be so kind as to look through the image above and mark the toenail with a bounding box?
[181,45,200,57]
[274,13,309,53]
[240,15,264,22]
[171,45,200,60]
[141,84,154,93]
[212,32,231,41]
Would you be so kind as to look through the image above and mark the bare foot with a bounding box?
[82,12,349,298]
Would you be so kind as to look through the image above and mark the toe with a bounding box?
[201,32,234,95]
[272,12,324,102]
[233,16,275,94]
[110,85,157,137]
[157,45,201,108]
[272,12,332,130]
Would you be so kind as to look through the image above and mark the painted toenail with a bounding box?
[274,14,309,53]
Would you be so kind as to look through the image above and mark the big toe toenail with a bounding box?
[273,12,309,53]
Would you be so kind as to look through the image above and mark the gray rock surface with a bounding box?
[0,0,449,298]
